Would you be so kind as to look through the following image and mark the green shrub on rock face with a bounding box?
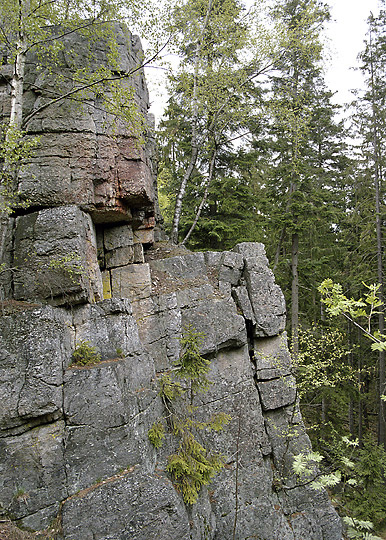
[70,340,101,366]
[148,325,231,505]
[148,421,165,448]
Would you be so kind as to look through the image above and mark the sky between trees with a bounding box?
[146,0,382,120]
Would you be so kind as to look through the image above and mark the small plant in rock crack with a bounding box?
[116,347,125,358]
[148,325,231,505]
[70,340,101,366]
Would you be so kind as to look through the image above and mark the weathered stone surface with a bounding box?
[257,375,297,411]
[234,242,286,336]
[0,305,72,434]
[61,471,192,540]
[103,224,134,251]
[254,333,293,379]
[131,293,181,371]
[133,227,155,244]
[218,251,244,285]
[63,354,158,493]
[150,252,207,281]
[133,242,145,263]
[0,24,157,228]
[13,206,103,306]
[111,263,151,300]
[105,245,135,268]
[232,284,256,323]
[178,286,247,354]
[0,217,14,300]
[72,299,143,360]
[0,421,67,528]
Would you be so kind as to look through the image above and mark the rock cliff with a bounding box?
[0,24,343,540]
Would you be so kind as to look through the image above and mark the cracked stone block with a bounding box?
[105,246,135,268]
[72,299,143,360]
[13,24,156,223]
[257,375,297,411]
[63,353,159,493]
[13,206,103,306]
[0,421,67,528]
[133,243,145,263]
[104,224,134,251]
[111,263,151,300]
[254,333,293,380]
[218,251,244,285]
[0,305,72,433]
[150,253,207,281]
[0,216,14,300]
[178,286,247,354]
[234,243,286,337]
[232,285,256,324]
[204,251,223,268]
[130,293,182,371]
[62,471,192,540]
[133,228,154,244]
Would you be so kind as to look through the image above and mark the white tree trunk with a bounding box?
[170,0,213,245]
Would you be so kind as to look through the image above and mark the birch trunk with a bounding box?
[170,0,213,245]
[0,0,29,264]
[181,148,216,246]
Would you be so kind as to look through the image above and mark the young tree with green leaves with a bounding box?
[160,0,283,244]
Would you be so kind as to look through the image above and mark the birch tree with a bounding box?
[162,0,282,244]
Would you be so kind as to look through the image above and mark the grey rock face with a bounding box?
[0,242,342,540]
[234,242,286,336]
[0,22,342,540]
[6,24,155,221]
[13,206,103,306]
[0,305,73,434]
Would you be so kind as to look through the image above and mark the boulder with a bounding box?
[13,206,103,306]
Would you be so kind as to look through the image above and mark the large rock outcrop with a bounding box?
[0,24,342,540]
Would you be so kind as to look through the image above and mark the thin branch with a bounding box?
[22,37,171,127]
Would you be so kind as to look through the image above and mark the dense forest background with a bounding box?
[155,0,386,535]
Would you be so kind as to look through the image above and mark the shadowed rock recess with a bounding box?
[0,25,342,540]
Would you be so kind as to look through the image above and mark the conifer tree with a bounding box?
[349,6,386,446]
[257,0,349,352]
[160,0,282,244]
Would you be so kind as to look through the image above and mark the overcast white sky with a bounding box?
[325,0,381,105]
[147,0,383,120]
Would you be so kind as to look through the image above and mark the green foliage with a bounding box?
[71,340,101,366]
[149,326,231,504]
[166,434,225,505]
[175,326,211,392]
[343,517,382,540]
[293,435,386,533]
[319,280,386,352]
[343,438,386,528]
[116,348,124,358]
[148,421,165,448]
[0,126,39,213]
[294,323,354,399]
